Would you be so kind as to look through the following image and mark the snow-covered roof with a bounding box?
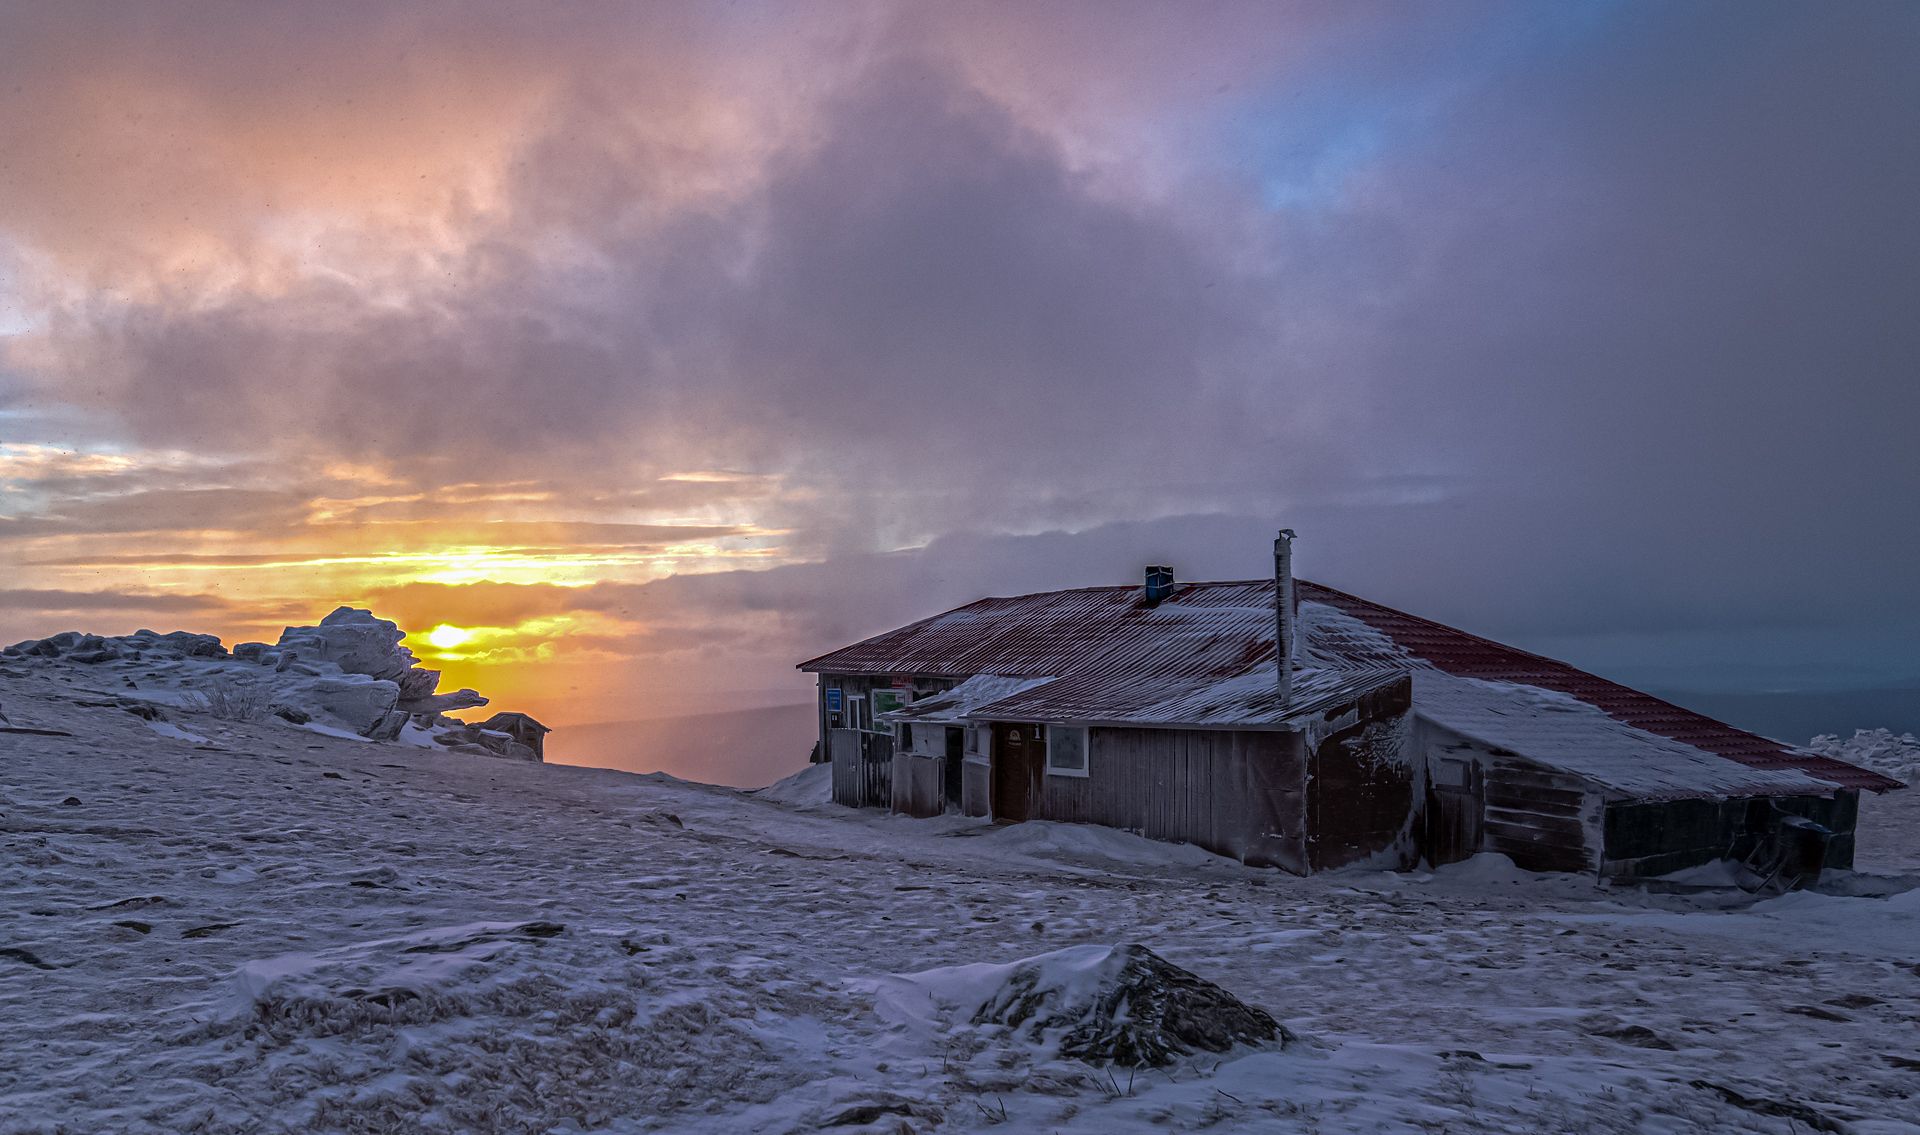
[969,663,1407,731]
[800,578,1900,799]
[883,675,1054,725]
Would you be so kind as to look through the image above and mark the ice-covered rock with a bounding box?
[1807,729,1919,786]
[280,676,401,735]
[403,688,489,715]
[5,606,546,757]
[276,608,416,682]
[875,943,1287,1068]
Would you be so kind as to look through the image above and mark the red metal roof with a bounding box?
[1300,581,1900,793]
[799,578,1900,794]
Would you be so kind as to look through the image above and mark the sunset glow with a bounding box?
[1,1,1915,746]
[426,624,474,651]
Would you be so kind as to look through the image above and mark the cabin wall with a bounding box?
[1417,723,1601,874]
[1305,676,1418,871]
[1036,727,1309,872]
[888,715,953,818]
[817,672,953,808]
[1599,791,1858,879]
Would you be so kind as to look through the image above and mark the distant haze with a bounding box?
[1,3,1915,768]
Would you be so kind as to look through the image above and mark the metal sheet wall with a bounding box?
[890,754,946,818]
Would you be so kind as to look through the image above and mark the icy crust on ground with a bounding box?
[4,667,1920,1134]
[1808,729,1919,786]
[1,606,538,759]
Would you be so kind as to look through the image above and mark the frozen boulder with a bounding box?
[280,676,401,735]
[396,667,440,702]
[933,944,1286,1067]
[276,608,417,681]
[400,689,488,715]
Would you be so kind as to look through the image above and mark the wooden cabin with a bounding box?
[797,535,1900,881]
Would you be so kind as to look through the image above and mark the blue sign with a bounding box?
[825,688,843,713]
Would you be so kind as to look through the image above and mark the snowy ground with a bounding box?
[3,665,1918,1134]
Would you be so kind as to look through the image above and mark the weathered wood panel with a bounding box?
[1479,757,1596,874]
[1600,790,1858,879]
[1307,685,1417,871]
[1033,726,1308,872]
[813,672,958,812]
[829,728,863,807]
[1414,723,1599,875]
[828,727,892,809]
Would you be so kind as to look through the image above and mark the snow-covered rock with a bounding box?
[1806,728,1919,786]
[274,607,417,682]
[2,607,516,754]
[874,943,1287,1068]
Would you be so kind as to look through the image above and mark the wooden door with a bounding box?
[991,722,1045,822]
[1424,754,1484,866]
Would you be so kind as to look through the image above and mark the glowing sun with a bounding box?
[426,624,473,650]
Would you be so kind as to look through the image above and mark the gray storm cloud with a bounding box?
[1,0,1915,708]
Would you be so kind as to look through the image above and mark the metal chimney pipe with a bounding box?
[1274,529,1296,706]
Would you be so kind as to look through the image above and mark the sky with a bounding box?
[1,1,1916,748]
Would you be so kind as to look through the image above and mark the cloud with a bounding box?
[0,0,1915,732]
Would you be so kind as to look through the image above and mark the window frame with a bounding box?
[1044,724,1091,778]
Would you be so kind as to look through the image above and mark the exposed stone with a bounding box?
[396,667,441,701]
[282,677,400,734]
[363,709,410,742]
[275,607,416,682]
[972,944,1286,1067]
[398,689,489,715]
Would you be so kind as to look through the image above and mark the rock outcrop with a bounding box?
[3,607,535,758]
[970,944,1287,1067]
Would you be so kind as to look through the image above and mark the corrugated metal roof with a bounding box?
[1299,582,1899,794]
[798,577,1900,796]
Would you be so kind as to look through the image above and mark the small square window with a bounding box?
[1046,725,1089,778]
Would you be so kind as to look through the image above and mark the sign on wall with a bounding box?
[825,688,843,713]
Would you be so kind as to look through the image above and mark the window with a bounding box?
[869,688,909,733]
[897,722,915,751]
[1046,725,1089,778]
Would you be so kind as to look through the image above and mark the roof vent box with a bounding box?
[1143,565,1176,606]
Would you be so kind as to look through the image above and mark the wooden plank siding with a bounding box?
[1307,709,1417,871]
[1414,724,1600,875]
[1600,791,1858,879]
[817,672,953,808]
[1035,727,1309,872]
[1479,758,1598,874]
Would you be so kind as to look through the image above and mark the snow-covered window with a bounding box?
[1046,725,1089,778]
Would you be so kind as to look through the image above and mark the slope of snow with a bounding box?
[3,664,1918,1134]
